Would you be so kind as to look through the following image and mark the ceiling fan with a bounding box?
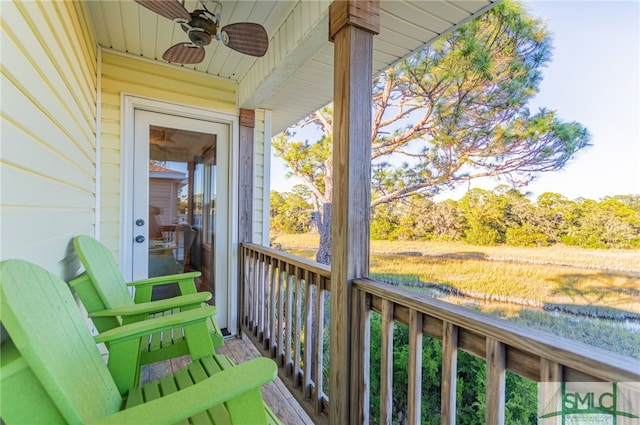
[135,0,268,64]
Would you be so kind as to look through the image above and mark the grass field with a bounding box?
[273,232,640,272]
[271,233,640,313]
[272,232,640,357]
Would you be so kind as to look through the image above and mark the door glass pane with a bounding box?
[147,125,217,299]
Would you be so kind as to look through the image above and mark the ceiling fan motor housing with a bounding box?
[182,11,217,46]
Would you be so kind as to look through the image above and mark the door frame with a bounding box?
[120,94,239,332]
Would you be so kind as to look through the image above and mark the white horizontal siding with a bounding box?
[0,0,97,279]
[252,109,271,246]
[238,0,331,108]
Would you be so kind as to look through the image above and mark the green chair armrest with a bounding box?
[88,358,277,425]
[90,292,212,318]
[94,306,217,345]
[127,271,201,288]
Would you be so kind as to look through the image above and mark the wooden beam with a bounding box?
[239,108,255,129]
[238,108,255,244]
[329,0,380,41]
[329,1,378,424]
[238,108,255,335]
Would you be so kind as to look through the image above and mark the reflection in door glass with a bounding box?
[147,125,217,300]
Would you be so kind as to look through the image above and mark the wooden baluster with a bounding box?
[252,252,260,335]
[241,248,247,327]
[247,251,255,329]
[408,309,423,425]
[294,270,303,386]
[441,322,458,425]
[263,256,273,349]
[486,337,506,425]
[262,254,270,339]
[314,277,326,414]
[285,266,295,376]
[277,260,286,366]
[540,358,563,383]
[244,250,250,329]
[380,299,394,425]
[540,359,563,425]
[255,253,262,338]
[253,251,260,333]
[304,270,315,398]
[350,288,371,424]
[269,257,279,358]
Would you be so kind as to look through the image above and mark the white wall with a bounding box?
[0,1,97,279]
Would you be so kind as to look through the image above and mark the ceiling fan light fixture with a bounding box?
[188,27,212,46]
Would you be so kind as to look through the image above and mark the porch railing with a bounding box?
[241,243,640,424]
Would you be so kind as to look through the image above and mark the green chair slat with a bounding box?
[71,235,223,389]
[142,380,161,401]
[157,375,190,425]
[149,328,163,351]
[0,260,122,423]
[1,259,280,425]
[190,361,232,425]
[125,386,144,408]
[73,236,134,311]
[187,362,218,423]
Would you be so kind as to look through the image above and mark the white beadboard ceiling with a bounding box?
[88,0,498,135]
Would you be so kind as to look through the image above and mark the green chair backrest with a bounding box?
[73,235,135,309]
[0,260,122,424]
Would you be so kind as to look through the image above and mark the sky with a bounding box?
[269,1,640,202]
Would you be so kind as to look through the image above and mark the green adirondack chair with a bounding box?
[0,259,280,425]
[69,235,224,389]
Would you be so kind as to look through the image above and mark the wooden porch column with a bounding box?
[328,2,379,424]
[238,108,255,243]
[238,108,254,334]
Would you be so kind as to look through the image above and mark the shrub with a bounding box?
[505,224,550,247]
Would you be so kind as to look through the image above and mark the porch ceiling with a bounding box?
[88,0,498,135]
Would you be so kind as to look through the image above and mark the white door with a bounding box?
[130,109,231,328]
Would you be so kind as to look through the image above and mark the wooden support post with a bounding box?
[238,108,255,335]
[328,1,379,424]
[238,108,255,244]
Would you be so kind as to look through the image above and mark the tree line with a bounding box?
[273,1,592,264]
[271,185,640,249]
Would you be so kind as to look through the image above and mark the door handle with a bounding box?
[135,235,145,243]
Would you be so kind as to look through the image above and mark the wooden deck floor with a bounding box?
[140,334,314,425]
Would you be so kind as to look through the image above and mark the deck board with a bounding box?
[141,334,314,425]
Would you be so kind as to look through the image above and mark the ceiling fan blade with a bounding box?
[221,23,268,57]
[135,0,190,22]
[162,43,205,64]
